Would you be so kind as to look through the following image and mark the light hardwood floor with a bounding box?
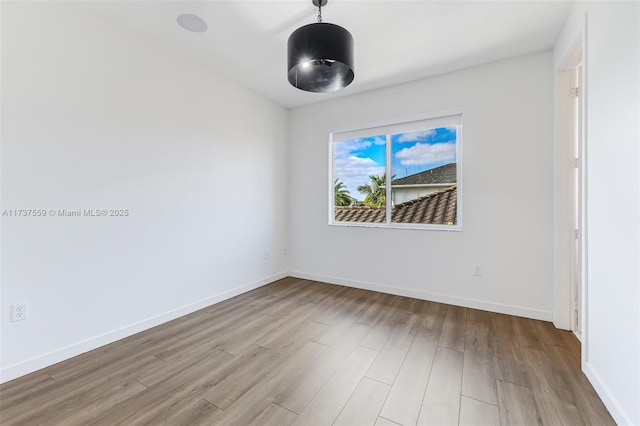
[0,278,615,425]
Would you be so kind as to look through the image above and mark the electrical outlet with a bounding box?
[10,303,28,322]
[264,249,270,260]
[474,265,483,276]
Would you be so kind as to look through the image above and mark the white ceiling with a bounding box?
[86,1,575,109]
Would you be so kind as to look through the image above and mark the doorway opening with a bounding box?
[555,32,585,344]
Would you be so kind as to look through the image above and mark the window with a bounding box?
[331,111,462,230]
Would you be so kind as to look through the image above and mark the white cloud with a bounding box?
[335,140,370,157]
[335,155,384,201]
[394,142,456,166]
[395,129,436,143]
[334,136,385,157]
[343,156,377,167]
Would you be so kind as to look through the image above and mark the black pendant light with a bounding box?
[287,0,354,93]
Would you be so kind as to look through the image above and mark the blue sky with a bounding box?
[334,127,457,201]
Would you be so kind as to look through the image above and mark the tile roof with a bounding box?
[391,163,456,186]
[334,186,457,225]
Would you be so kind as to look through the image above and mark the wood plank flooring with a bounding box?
[0,277,615,425]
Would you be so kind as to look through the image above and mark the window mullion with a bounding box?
[386,134,392,224]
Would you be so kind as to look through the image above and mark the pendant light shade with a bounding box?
[287,0,354,93]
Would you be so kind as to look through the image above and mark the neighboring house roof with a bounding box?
[391,163,456,186]
[335,186,457,225]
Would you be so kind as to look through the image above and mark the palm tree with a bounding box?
[334,178,353,206]
[357,174,393,207]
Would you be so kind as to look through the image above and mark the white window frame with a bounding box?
[329,108,463,231]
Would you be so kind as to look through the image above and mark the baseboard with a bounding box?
[289,270,553,321]
[0,271,288,384]
[583,361,636,426]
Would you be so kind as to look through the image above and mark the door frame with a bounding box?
[554,29,587,350]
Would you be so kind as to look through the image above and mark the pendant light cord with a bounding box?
[317,1,322,22]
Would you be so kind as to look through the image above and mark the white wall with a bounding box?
[555,2,640,425]
[392,185,453,204]
[0,2,289,382]
[289,51,554,320]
